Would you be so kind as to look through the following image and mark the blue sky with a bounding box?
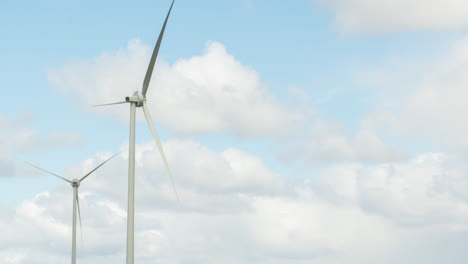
[2,0,468,263]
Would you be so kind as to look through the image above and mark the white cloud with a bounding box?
[279,118,406,163]
[249,196,396,259]
[2,139,468,263]
[47,38,402,163]
[48,40,303,138]
[307,153,468,230]
[359,36,468,152]
[57,139,284,214]
[0,251,26,264]
[0,114,83,153]
[316,0,468,34]
[0,113,84,178]
[357,154,468,226]
[0,139,285,263]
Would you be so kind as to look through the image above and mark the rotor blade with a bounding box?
[142,0,175,96]
[91,101,128,107]
[79,152,121,182]
[25,162,71,183]
[76,189,83,244]
[142,102,179,201]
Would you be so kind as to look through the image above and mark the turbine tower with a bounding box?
[26,153,119,264]
[94,1,179,263]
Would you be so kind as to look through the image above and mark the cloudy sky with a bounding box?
[2,0,468,263]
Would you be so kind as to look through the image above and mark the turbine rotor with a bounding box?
[125,91,146,107]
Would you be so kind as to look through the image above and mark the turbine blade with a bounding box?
[79,152,120,182]
[25,162,71,183]
[142,102,179,201]
[91,101,128,107]
[142,0,175,96]
[76,189,83,244]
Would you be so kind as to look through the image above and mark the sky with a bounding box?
[2,0,468,263]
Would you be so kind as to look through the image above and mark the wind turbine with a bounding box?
[93,1,179,263]
[26,152,119,264]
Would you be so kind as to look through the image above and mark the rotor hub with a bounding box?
[71,179,80,188]
[125,91,146,107]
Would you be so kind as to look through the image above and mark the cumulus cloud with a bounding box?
[48,40,303,138]
[306,153,468,231]
[357,154,468,226]
[249,196,396,259]
[0,114,83,178]
[357,36,468,152]
[46,38,403,163]
[0,139,285,263]
[52,139,284,213]
[2,138,468,263]
[278,118,407,163]
[316,0,468,34]
[0,114,83,153]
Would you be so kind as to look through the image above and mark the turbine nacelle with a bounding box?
[125,91,146,107]
[71,179,80,188]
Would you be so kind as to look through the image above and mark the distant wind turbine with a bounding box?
[26,152,119,264]
[93,1,179,263]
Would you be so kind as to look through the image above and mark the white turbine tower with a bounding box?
[26,152,119,264]
[94,1,179,263]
